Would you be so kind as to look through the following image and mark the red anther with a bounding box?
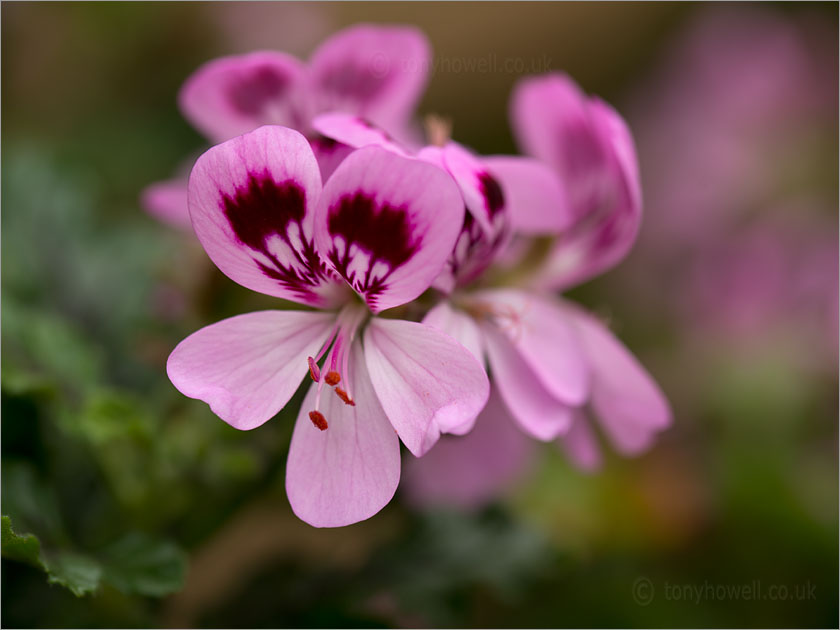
[307,357,321,382]
[308,410,328,430]
[324,371,341,386]
[334,387,355,406]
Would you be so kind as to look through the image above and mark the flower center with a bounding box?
[462,298,527,342]
[306,304,368,430]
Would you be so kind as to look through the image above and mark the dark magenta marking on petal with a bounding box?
[228,65,289,116]
[447,201,510,289]
[222,171,330,299]
[478,171,505,217]
[326,192,420,305]
[223,172,305,250]
[309,133,340,153]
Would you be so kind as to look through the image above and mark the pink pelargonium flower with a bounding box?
[509,72,643,290]
[143,24,431,228]
[396,75,668,506]
[311,112,570,293]
[166,126,489,527]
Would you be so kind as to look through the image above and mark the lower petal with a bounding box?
[286,341,401,527]
[167,310,335,430]
[475,289,590,406]
[402,384,535,509]
[558,411,603,472]
[483,326,573,441]
[364,318,490,457]
[422,301,484,364]
[562,302,671,442]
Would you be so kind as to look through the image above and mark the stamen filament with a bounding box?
[304,303,369,427]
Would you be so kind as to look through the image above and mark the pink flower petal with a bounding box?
[422,301,484,364]
[440,142,506,237]
[511,73,642,289]
[403,385,535,509]
[559,411,603,472]
[511,73,593,174]
[286,339,400,527]
[482,156,572,234]
[311,112,408,155]
[561,302,671,453]
[482,325,573,441]
[474,289,590,405]
[189,125,345,307]
[141,177,191,231]
[179,51,307,143]
[364,318,490,457]
[307,24,431,132]
[416,144,510,292]
[167,310,335,430]
[309,134,355,182]
[315,146,464,312]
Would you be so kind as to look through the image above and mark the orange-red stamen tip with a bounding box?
[335,387,355,406]
[324,371,341,386]
[308,410,328,431]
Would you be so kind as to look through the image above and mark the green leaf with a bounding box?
[102,532,188,597]
[2,515,104,597]
[45,551,103,597]
[1,515,44,568]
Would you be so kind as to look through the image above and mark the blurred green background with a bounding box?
[2,2,837,628]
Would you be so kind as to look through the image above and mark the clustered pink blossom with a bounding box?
[152,24,671,526]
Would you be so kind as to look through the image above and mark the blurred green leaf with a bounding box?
[1,515,44,568]
[2,516,102,597]
[45,552,103,597]
[101,532,188,597]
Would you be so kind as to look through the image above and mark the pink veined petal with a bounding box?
[307,24,431,131]
[189,125,344,307]
[440,142,506,237]
[561,301,671,453]
[482,325,573,441]
[167,310,335,430]
[179,51,307,143]
[592,98,643,214]
[473,289,590,405]
[534,99,642,290]
[511,73,643,290]
[311,112,409,155]
[315,145,464,313]
[422,301,485,364]
[141,177,191,231]
[482,156,572,234]
[510,73,592,171]
[417,144,510,292]
[559,410,603,472]
[286,339,401,527]
[364,318,490,457]
[402,385,535,509]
